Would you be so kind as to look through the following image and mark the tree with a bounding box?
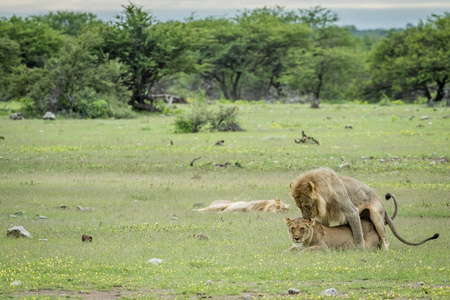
[0,36,21,100]
[282,7,366,104]
[194,7,310,100]
[0,16,64,68]
[368,13,450,104]
[102,3,199,112]
[20,31,131,118]
[32,11,103,36]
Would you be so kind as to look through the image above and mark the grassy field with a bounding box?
[0,102,449,299]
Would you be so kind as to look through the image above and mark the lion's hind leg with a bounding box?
[369,208,389,250]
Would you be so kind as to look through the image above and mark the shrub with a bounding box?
[174,101,243,133]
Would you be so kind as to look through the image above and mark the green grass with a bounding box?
[0,103,449,299]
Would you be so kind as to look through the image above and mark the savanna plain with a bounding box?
[0,102,449,299]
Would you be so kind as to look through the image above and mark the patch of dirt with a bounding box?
[15,288,174,299]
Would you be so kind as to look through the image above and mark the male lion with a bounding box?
[290,167,392,249]
[194,197,290,213]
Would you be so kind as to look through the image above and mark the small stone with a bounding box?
[206,280,212,285]
[43,111,56,120]
[345,125,352,129]
[12,281,21,286]
[14,211,25,216]
[288,288,300,295]
[7,226,32,238]
[243,295,252,300]
[322,288,338,297]
[338,163,350,169]
[172,217,178,221]
[9,215,17,218]
[379,159,385,162]
[147,258,163,266]
[76,206,93,212]
[419,116,429,120]
[39,239,49,242]
[418,282,425,286]
[82,235,92,242]
[10,112,24,120]
[37,215,48,220]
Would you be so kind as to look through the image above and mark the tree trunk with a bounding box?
[128,99,161,112]
[231,72,242,100]
[424,83,432,104]
[433,76,448,102]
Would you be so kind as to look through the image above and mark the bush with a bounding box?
[174,100,243,133]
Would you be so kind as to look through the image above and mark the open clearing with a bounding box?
[0,103,449,299]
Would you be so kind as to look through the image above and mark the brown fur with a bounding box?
[284,217,382,252]
[290,167,389,249]
[193,197,290,213]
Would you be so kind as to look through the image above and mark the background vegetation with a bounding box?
[0,4,449,119]
[0,102,448,298]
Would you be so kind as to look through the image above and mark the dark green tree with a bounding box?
[194,7,310,100]
[282,7,366,103]
[0,16,64,68]
[32,11,103,36]
[368,13,450,104]
[19,31,131,118]
[102,3,199,112]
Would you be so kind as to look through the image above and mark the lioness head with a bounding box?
[266,197,290,213]
[290,180,322,219]
[285,217,315,245]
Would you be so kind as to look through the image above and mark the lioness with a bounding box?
[194,197,290,213]
[285,216,439,252]
[285,217,382,251]
[290,167,390,249]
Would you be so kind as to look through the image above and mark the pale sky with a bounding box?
[1,1,449,29]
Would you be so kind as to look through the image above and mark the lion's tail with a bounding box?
[385,213,439,246]
[385,193,398,221]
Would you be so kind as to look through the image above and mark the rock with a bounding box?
[418,282,425,286]
[14,211,25,216]
[10,112,24,120]
[172,217,178,221]
[82,235,93,242]
[7,226,32,238]
[322,288,338,297]
[419,116,429,120]
[243,295,252,300]
[57,205,69,209]
[37,215,48,220]
[345,125,352,129]
[206,280,212,285]
[147,258,163,266]
[288,288,300,295]
[12,281,21,286]
[39,239,49,242]
[43,111,56,120]
[76,206,94,212]
[338,163,350,169]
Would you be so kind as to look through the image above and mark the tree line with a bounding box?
[0,3,448,118]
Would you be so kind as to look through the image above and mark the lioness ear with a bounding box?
[308,181,315,192]
[275,197,280,203]
[284,217,291,225]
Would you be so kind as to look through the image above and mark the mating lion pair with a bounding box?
[288,167,439,252]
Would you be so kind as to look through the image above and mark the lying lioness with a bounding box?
[194,197,290,213]
[285,216,439,252]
